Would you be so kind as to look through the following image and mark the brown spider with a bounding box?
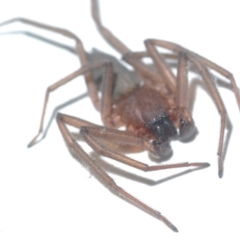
[1,0,239,233]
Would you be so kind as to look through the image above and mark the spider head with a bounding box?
[147,114,177,158]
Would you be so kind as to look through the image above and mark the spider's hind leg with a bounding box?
[26,61,112,147]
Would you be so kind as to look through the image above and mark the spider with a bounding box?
[0,0,239,233]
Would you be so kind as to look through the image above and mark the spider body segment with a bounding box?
[1,0,239,233]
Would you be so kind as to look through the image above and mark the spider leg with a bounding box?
[144,40,176,94]
[145,39,240,110]
[122,52,168,92]
[99,62,114,126]
[91,0,158,82]
[162,46,229,177]
[91,0,130,54]
[58,113,210,172]
[186,54,227,178]
[91,0,181,66]
[174,52,196,141]
[191,53,240,110]
[122,51,179,92]
[176,52,189,109]
[91,0,179,94]
[27,61,110,147]
[56,113,178,232]
[0,17,99,109]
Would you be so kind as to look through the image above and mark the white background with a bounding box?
[0,0,240,240]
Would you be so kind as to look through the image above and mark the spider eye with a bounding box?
[152,141,172,157]
[179,119,197,142]
[147,115,177,142]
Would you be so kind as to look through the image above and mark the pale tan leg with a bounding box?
[122,52,167,90]
[176,52,189,109]
[169,48,229,177]
[99,62,114,126]
[144,40,176,94]
[122,51,179,92]
[91,0,130,55]
[175,52,195,141]
[91,0,180,95]
[187,54,227,178]
[145,39,240,110]
[27,61,111,147]
[0,17,99,109]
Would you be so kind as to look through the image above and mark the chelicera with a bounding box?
[1,0,239,232]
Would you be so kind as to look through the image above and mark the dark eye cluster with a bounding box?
[147,113,177,142]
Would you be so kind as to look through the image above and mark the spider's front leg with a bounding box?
[56,112,179,232]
